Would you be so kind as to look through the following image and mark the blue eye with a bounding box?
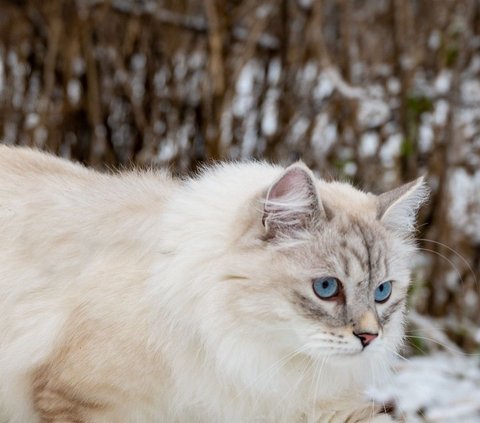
[374,281,392,303]
[313,277,340,300]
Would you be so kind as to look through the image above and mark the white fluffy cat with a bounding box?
[0,146,427,422]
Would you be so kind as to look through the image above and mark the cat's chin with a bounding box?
[307,346,385,367]
[327,351,372,365]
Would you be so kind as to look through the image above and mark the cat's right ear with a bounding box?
[377,176,429,234]
[262,164,323,239]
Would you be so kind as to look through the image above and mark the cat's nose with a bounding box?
[353,332,378,348]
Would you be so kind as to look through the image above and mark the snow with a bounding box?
[448,168,480,242]
[261,88,279,136]
[419,119,434,153]
[67,79,82,105]
[236,61,259,95]
[434,70,452,95]
[428,30,441,50]
[387,77,401,95]
[324,67,364,99]
[464,290,478,309]
[467,54,480,74]
[289,117,309,145]
[241,112,258,158]
[311,113,337,155]
[173,53,188,80]
[343,161,357,176]
[380,133,402,166]
[461,79,480,104]
[297,0,313,9]
[256,4,273,19]
[314,72,335,101]
[302,62,318,86]
[188,51,205,69]
[267,58,282,85]
[24,113,39,129]
[433,100,450,126]
[359,132,379,157]
[72,56,85,76]
[156,138,177,162]
[369,353,480,422]
[358,99,390,129]
[234,61,262,117]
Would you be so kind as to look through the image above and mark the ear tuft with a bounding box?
[377,176,429,234]
[263,164,320,238]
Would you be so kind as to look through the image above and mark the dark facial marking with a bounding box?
[373,239,383,274]
[339,252,351,277]
[292,291,344,327]
[383,254,390,279]
[293,292,330,319]
[345,243,367,269]
[354,222,373,282]
[376,237,389,277]
[381,298,405,324]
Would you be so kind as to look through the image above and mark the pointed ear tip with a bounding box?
[280,163,314,181]
[414,175,431,200]
[416,174,427,185]
[286,161,310,172]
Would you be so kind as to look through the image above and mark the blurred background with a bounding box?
[0,0,479,420]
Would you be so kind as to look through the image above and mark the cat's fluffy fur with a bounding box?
[0,146,427,423]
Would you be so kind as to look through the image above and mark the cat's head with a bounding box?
[217,162,428,365]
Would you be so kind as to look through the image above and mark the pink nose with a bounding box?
[354,332,378,348]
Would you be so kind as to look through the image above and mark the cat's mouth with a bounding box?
[304,335,385,360]
[305,344,364,359]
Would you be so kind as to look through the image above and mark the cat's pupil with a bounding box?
[322,281,329,289]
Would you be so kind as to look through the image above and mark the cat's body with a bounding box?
[0,146,426,423]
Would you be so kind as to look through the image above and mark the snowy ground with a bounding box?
[370,352,480,422]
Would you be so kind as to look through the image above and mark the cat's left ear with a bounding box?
[377,176,429,233]
[262,163,324,238]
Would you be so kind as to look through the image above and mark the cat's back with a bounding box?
[0,145,175,201]
[0,145,177,230]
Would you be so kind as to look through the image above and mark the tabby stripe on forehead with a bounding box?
[339,251,351,277]
[344,241,368,269]
[373,239,383,275]
[377,237,390,277]
[354,222,373,284]
[383,249,390,278]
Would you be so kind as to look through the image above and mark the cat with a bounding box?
[0,145,428,423]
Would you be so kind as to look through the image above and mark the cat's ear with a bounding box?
[262,164,323,238]
[377,176,429,233]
